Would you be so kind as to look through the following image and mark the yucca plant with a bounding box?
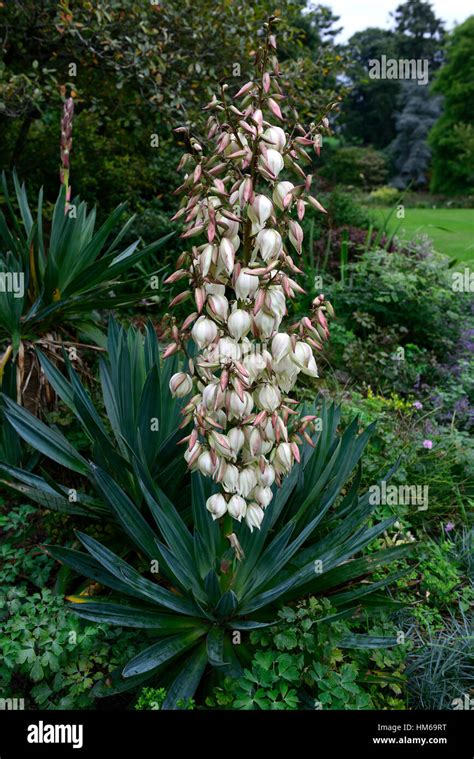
[32,401,412,708]
[0,172,173,350]
[0,319,188,515]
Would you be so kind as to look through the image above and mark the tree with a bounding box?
[389,82,442,188]
[391,0,445,63]
[341,28,401,148]
[0,1,347,215]
[428,16,474,194]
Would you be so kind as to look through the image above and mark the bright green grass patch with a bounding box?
[371,207,474,261]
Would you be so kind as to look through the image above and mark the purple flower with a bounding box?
[445,522,455,533]
[413,401,423,410]
[422,439,433,449]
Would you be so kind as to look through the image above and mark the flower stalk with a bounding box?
[166,19,336,532]
[59,96,74,213]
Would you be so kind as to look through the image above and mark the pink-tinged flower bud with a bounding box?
[268,98,283,121]
[256,229,282,262]
[238,467,258,498]
[273,181,294,210]
[297,199,305,220]
[260,148,284,178]
[199,244,214,276]
[245,502,264,532]
[272,332,292,363]
[207,293,229,321]
[263,72,271,93]
[227,494,247,521]
[234,81,254,99]
[248,194,273,226]
[289,220,304,254]
[169,372,193,398]
[258,463,275,487]
[262,126,286,152]
[184,441,202,468]
[228,309,252,340]
[251,109,263,129]
[198,451,218,477]
[253,485,273,508]
[219,238,235,275]
[181,223,205,238]
[307,196,327,214]
[192,316,218,349]
[266,286,286,317]
[206,493,227,520]
[229,390,253,419]
[211,431,233,458]
[275,442,293,473]
[229,427,245,456]
[256,383,281,412]
[202,382,225,411]
[235,270,259,300]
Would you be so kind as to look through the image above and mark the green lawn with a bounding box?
[371,207,474,261]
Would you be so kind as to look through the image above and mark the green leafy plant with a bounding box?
[206,598,408,710]
[26,400,414,709]
[0,172,173,350]
[0,585,142,709]
[1,319,189,515]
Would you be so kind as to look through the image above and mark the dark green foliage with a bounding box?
[429,17,474,195]
[0,319,188,515]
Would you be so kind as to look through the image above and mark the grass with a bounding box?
[371,207,474,261]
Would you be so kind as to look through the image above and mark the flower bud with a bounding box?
[271,333,292,363]
[229,390,253,419]
[262,126,286,152]
[198,451,218,477]
[261,148,284,178]
[256,383,281,412]
[248,194,273,226]
[255,228,282,262]
[206,493,227,520]
[228,309,252,340]
[228,426,245,456]
[227,494,247,521]
[258,463,275,487]
[273,181,294,211]
[222,463,240,493]
[235,270,259,300]
[238,467,258,498]
[169,372,193,398]
[192,316,218,349]
[207,293,229,321]
[245,502,265,531]
[275,442,293,473]
[253,485,273,508]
